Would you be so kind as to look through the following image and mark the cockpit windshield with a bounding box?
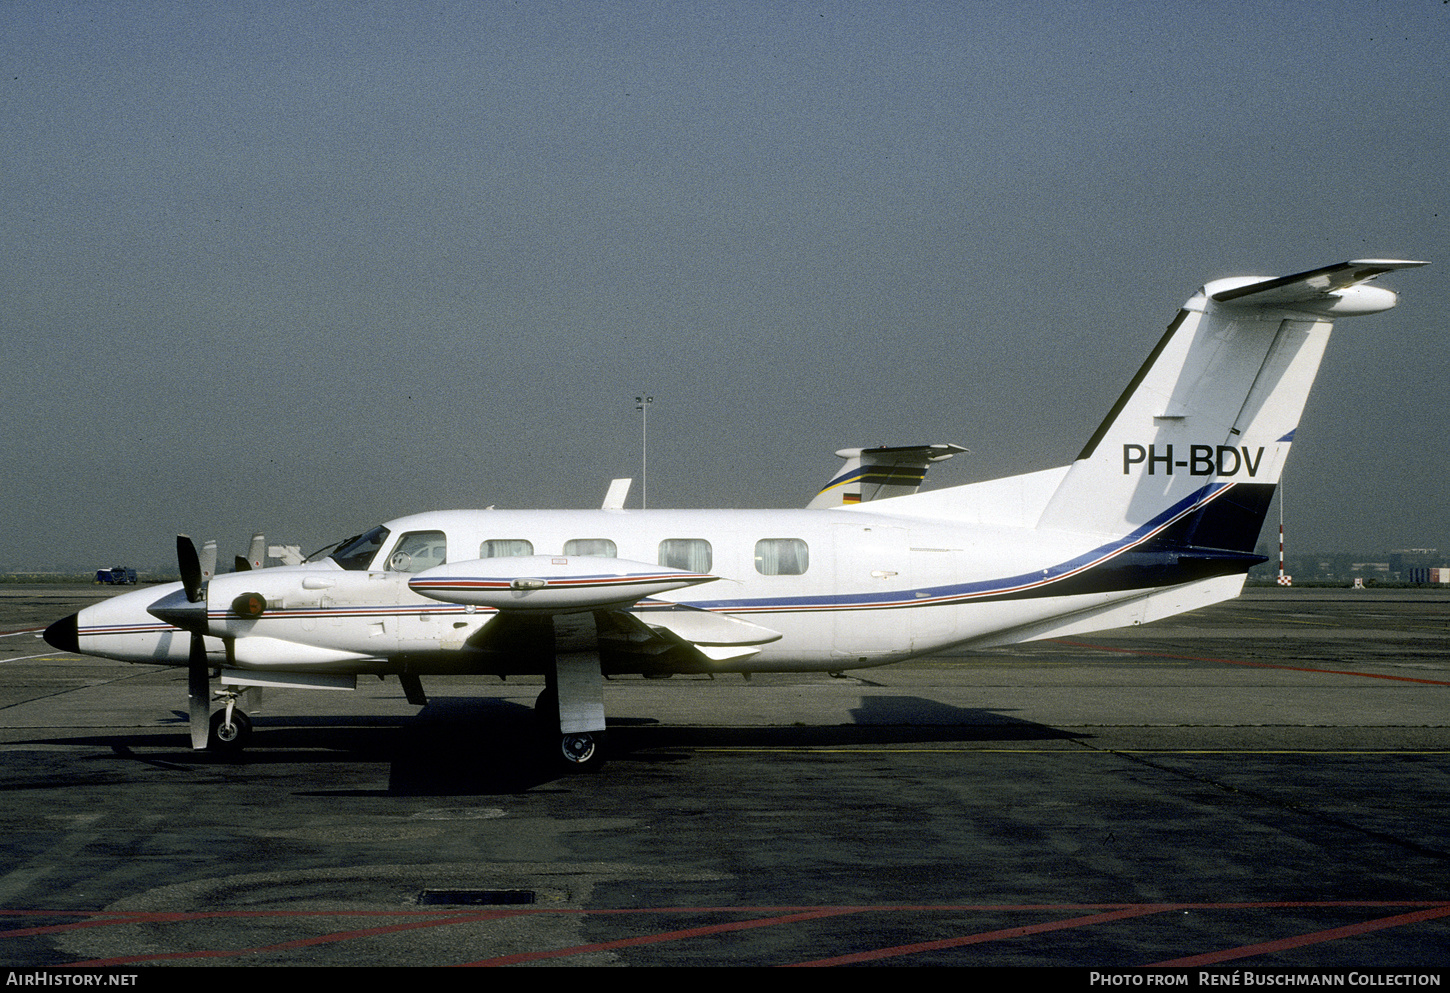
[304,525,391,571]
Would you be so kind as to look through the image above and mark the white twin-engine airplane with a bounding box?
[45,259,1426,769]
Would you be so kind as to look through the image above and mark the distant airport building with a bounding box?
[1251,549,1449,583]
[1389,549,1449,583]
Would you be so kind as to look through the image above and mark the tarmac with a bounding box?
[2,584,1448,968]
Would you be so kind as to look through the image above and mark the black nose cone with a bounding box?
[44,614,79,653]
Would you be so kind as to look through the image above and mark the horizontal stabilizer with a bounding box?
[1210,259,1427,312]
[808,443,967,508]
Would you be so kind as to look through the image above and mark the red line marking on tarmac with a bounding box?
[1054,640,1450,687]
[0,915,171,938]
[0,909,474,939]
[55,911,531,966]
[1148,905,1450,966]
[7,902,1450,966]
[786,905,1180,967]
[460,907,869,966]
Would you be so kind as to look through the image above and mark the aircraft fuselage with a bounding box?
[65,501,1253,677]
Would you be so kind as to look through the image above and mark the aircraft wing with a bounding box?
[414,554,777,673]
[627,603,782,662]
[464,602,782,672]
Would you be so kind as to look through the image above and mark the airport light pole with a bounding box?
[635,395,652,509]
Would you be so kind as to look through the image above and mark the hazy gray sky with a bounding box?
[3,1,1447,571]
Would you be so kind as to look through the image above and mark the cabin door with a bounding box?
[830,523,912,659]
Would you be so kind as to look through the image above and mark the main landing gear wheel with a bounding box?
[558,731,605,773]
[207,708,252,752]
[561,731,596,763]
[535,687,606,772]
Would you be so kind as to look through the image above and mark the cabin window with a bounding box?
[658,538,712,573]
[564,538,617,557]
[481,539,534,558]
[755,538,809,576]
[386,531,447,573]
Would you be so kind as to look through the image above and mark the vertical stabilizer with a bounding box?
[1037,260,1426,548]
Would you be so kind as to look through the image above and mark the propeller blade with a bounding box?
[187,632,210,750]
[177,535,203,603]
[200,540,217,583]
[246,533,265,570]
[234,555,251,572]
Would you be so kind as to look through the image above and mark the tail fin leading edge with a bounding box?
[1037,260,1427,545]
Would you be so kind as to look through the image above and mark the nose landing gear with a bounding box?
[206,692,252,753]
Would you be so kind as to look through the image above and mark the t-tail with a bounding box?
[1036,260,1427,562]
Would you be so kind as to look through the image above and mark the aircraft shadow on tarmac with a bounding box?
[22,695,1083,796]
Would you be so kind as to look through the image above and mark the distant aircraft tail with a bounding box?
[807,444,967,508]
[1037,260,1427,555]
